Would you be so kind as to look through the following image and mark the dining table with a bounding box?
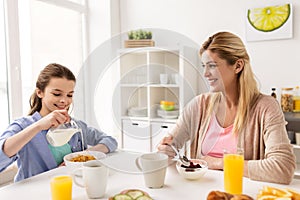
[0,150,299,200]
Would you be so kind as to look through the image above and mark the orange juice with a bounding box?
[224,152,244,194]
[50,175,72,200]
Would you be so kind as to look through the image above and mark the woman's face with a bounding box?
[201,50,237,93]
[37,77,75,116]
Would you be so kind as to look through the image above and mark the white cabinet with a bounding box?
[122,119,150,152]
[118,46,203,152]
[151,122,176,151]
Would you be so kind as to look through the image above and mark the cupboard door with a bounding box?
[151,122,176,152]
[122,119,150,152]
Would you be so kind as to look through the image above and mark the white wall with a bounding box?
[119,0,300,95]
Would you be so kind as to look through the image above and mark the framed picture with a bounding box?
[246,3,293,42]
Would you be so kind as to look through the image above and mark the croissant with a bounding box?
[207,191,253,200]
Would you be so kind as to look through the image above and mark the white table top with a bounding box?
[1,151,300,200]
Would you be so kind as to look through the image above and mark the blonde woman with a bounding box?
[158,31,295,184]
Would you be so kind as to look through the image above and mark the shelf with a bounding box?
[120,84,147,87]
[284,112,300,122]
[149,84,179,88]
[118,46,200,152]
[293,144,300,149]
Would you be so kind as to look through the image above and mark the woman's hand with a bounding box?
[37,110,70,130]
[201,155,223,170]
[157,135,176,158]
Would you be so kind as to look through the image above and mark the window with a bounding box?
[0,0,9,131]
[18,0,87,115]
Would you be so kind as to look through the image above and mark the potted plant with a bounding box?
[125,29,154,48]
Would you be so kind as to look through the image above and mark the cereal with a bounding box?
[70,154,96,162]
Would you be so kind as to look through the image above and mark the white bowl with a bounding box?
[176,159,208,180]
[64,151,106,171]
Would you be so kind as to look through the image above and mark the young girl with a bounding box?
[0,63,118,182]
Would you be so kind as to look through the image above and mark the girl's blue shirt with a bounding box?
[0,111,118,182]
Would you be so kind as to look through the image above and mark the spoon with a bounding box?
[167,144,190,166]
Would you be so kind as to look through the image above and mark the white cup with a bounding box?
[72,160,108,199]
[160,74,168,84]
[296,132,300,145]
[171,73,179,85]
[135,152,168,188]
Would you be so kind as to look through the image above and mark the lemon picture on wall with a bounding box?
[247,4,290,32]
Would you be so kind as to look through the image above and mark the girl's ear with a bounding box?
[234,59,244,74]
[36,88,44,98]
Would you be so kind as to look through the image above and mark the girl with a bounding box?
[0,63,117,181]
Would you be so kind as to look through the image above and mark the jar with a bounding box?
[293,86,300,112]
[281,88,293,112]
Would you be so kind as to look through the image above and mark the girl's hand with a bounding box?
[157,135,176,157]
[37,110,70,130]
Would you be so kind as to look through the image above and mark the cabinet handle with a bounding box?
[161,125,168,128]
[132,123,139,126]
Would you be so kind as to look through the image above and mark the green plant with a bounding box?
[128,29,152,40]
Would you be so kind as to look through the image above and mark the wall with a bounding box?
[119,0,300,95]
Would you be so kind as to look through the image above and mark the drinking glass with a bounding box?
[50,175,72,200]
[223,148,244,194]
[46,119,80,147]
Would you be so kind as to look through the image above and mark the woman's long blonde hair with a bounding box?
[199,31,260,134]
[28,63,76,115]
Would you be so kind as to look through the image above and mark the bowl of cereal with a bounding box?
[64,151,106,173]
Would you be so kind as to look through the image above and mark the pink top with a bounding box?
[201,114,237,158]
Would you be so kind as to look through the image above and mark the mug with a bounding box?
[160,74,168,84]
[72,160,108,199]
[223,148,244,195]
[50,175,72,200]
[135,152,168,188]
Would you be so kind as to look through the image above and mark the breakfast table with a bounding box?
[0,150,299,200]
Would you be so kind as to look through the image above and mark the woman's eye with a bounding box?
[208,64,217,69]
[67,94,73,98]
[53,93,61,96]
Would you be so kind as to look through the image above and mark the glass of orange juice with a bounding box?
[223,148,244,195]
[50,175,72,200]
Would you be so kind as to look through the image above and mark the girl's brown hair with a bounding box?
[28,63,76,115]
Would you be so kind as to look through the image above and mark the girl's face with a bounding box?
[37,77,75,116]
[201,50,237,93]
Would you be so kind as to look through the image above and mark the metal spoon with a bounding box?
[167,144,190,166]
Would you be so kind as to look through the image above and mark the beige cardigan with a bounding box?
[170,93,296,184]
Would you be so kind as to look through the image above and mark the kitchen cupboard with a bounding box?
[117,46,203,152]
[284,112,300,178]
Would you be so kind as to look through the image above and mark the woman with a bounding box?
[158,32,295,184]
[0,63,118,181]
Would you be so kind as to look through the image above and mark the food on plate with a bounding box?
[256,186,300,200]
[69,154,96,162]
[109,189,153,200]
[206,191,253,200]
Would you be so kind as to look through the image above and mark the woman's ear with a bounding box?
[36,88,44,98]
[234,59,244,74]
